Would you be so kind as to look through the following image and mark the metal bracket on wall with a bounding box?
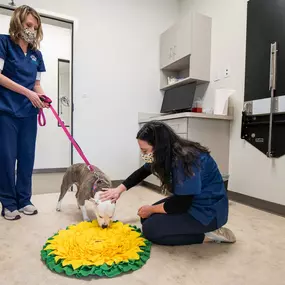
[241,95,285,158]
[241,108,285,158]
[243,101,253,115]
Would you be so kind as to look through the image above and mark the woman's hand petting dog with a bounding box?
[137,205,153,219]
[101,187,123,203]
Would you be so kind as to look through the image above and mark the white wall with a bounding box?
[179,0,285,205]
[0,0,179,179]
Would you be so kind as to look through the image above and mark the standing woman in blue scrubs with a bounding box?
[102,121,236,245]
[0,5,47,220]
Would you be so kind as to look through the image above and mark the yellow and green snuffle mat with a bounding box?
[41,220,151,278]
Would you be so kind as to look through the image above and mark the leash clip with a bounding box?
[87,164,94,172]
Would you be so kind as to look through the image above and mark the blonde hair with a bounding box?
[9,5,43,50]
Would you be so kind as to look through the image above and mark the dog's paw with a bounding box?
[56,202,62,212]
[83,215,91,222]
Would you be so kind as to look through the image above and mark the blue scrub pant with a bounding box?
[0,113,37,212]
[141,198,218,245]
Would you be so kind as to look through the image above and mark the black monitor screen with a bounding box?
[160,82,197,114]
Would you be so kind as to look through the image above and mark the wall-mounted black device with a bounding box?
[242,0,285,158]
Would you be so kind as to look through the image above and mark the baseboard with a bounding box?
[141,181,161,192]
[31,174,284,218]
[33,168,67,174]
[142,181,285,218]
[31,174,122,188]
[111,180,124,188]
[112,180,162,192]
[228,190,285,218]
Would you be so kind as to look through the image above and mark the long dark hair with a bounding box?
[137,121,209,192]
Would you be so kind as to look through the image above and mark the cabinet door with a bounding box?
[163,118,188,134]
[160,25,177,69]
[175,13,192,62]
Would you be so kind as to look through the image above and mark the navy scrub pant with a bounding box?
[0,113,37,213]
[141,198,218,246]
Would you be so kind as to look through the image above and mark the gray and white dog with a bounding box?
[56,163,116,228]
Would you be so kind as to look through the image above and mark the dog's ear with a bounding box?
[95,177,103,186]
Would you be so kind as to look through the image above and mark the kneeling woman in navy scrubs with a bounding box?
[0,6,47,220]
[102,121,236,245]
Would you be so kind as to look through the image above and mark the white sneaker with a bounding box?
[19,205,38,215]
[3,209,21,221]
[205,227,236,243]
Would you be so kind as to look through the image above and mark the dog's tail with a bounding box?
[56,172,73,211]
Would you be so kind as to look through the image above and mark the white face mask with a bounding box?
[141,153,154,164]
[21,28,37,44]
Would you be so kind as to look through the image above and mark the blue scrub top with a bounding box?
[145,152,228,228]
[0,34,46,118]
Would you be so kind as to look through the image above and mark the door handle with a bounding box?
[267,42,278,158]
[169,47,173,60]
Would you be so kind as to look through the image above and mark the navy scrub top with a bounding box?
[0,34,46,118]
[145,152,228,228]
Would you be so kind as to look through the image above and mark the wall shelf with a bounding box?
[160,77,208,91]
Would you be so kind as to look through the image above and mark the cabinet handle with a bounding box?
[169,47,173,59]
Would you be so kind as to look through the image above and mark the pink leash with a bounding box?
[38,95,94,172]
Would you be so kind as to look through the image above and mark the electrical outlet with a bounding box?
[224,67,230,78]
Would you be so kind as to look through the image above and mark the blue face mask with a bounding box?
[141,153,154,163]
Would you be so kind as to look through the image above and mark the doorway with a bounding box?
[0,6,74,171]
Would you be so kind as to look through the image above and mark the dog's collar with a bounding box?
[92,182,97,194]
[93,177,101,194]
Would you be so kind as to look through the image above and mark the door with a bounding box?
[244,0,285,101]
[36,20,72,169]
[0,7,73,170]
[160,25,176,69]
[175,12,192,63]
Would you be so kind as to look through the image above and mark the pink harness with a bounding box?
[38,95,95,173]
